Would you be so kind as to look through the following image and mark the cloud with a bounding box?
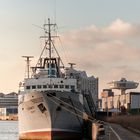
[61,38,140,65]
[61,19,140,64]
[103,19,140,38]
[62,19,140,47]
[60,19,140,93]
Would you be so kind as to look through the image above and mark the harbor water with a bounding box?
[0,121,18,140]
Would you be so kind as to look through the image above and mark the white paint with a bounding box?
[109,126,122,140]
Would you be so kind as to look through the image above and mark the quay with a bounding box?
[0,114,18,121]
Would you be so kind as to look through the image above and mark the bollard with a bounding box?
[97,123,105,136]
[92,123,105,140]
[92,123,99,140]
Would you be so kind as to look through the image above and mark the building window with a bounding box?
[43,85,47,89]
[65,85,69,89]
[59,85,64,88]
[26,86,30,89]
[54,85,58,88]
[32,85,36,89]
[37,85,42,89]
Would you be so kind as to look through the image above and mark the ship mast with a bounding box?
[38,18,56,62]
[22,56,34,78]
[27,18,65,78]
[47,18,52,60]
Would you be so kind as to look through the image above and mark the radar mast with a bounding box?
[22,56,34,78]
[33,18,65,78]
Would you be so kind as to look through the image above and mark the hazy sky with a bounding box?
[1,0,140,94]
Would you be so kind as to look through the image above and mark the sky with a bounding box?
[0,0,140,94]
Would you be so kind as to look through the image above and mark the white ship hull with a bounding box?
[18,19,97,140]
[18,91,83,140]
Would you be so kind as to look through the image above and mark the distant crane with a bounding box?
[108,78,139,95]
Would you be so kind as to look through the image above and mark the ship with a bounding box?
[18,18,98,140]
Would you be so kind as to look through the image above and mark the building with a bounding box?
[65,66,98,108]
[101,92,140,114]
[0,92,18,119]
[101,89,114,98]
[80,76,98,107]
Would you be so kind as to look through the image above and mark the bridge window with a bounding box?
[65,85,69,89]
[71,85,75,89]
[37,85,42,89]
[26,86,30,89]
[59,85,64,88]
[48,85,52,88]
[32,85,36,89]
[43,85,47,88]
[54,85,58,88]
[51,69,56,76]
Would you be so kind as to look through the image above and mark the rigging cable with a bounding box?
[46,92,97,123]
[46,94,87,121]
[58,35,70,65]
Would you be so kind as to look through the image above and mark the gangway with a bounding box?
[84,91,97,118]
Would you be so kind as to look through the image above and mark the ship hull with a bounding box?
[19,130,82,140]
[18,91,83,140]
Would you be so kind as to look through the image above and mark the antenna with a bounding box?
[33,18,65,78]
[54,0,57,23]
[22,56,34,78]
[40,18,58,59]
[68,63,76,69]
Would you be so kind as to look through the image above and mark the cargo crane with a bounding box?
[108,78,139,95]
